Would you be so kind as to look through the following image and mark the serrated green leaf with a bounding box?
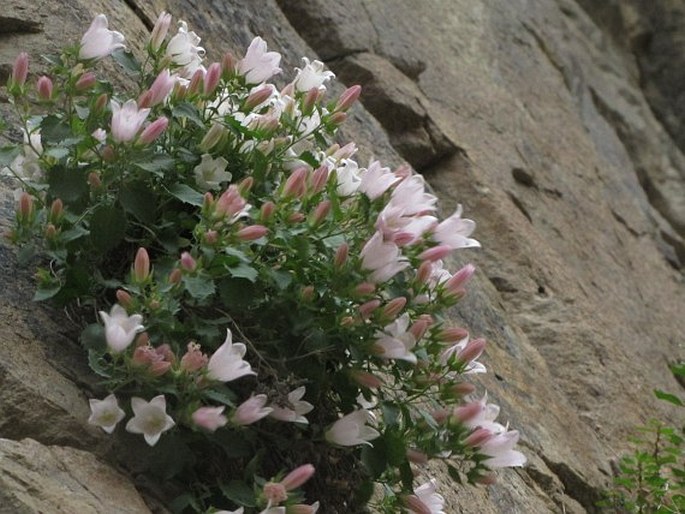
[654,389,684,407]
[111,49,141,74]
[269,269,292,290]
[33,284,62,301]
[182,274,215,300]
[203,386,237,407]
[134,154,175,174]
[172,102,205,128]
[167,183,204,206]
[119,183,157,224]
[89,204,126,252]
[87,349,111,378]
[80,323,105,351]
[219,480,256,507]
[47,165,88,202]
[229,263,257,282]
[61,225,89,243]
[41,115,72,143]
[45,147,70,159]
[0,145,21,167]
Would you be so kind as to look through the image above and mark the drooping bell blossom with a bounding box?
[480,429,527,468]
[238,36,282,84]
[194,154,231,191]
[79,14,125,61]
[360,231,409,283]
[3,128,43,181]
[207,329,256,382]
[192,406,228,432]
[110,99,150,143]
[166,21,206,77]
[432,204,480,250]
[388,174,438,216]
[269,386,314,424]
[125,395,175,446]
[36,76,53,100]
[358,160,401,200]
[180,342,208,372]
[11,52,29,87]
[232,394,272,425]
[325,409,380,446]
[92,128,107,143]
[376,204,437,246]
[138,117,168,145]
[458,394,507,434]
[408,479,446,514]
[98,304,144,353]
[293,57,334,92]
[150,11,172,51]
[88,394,125,434]
[373,313,418,363]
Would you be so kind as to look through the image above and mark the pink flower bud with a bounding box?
[115,289,133,308]
[204,230,218,244]
[11,52,29,87]
[94,93,109,113]
[180,342,208,372]
[450,382,476,397]
[187,68,204,95]
[431,408,450,424]
[280,82,295,98]
[476,473,497,485]
[437,326,469,342]
[237,225,268,241]
[17,192,33,221]
[354,282,376,296]
[328,111,347,125]
[302,87,321,114]
[204,62,222,95]
[180,251,197,272]
[283,167,308,198]
[133,247,150,282]
[464,427,492,447]
[419,244,453,262]
[44,224,57,239]
[445,263,475,295]
[458,337,486,364]
[199,123,225,151]
[221,51,237,79]
[263,482,288,504]
[402,495,431,514]
[238,176,254,195]
[260,201,276,222]
[334,243,349,268]
[416,261,433,284]
[232,395,272,426]
[393,231,416,247]
[192,406,228,432]
[168,268,182,284]
[358,299,381,319]
[145,69,176,107]
[310,164,329,193]
[288,212,305,223]
[381,297,406,319]
[172,81,187,101]
[280,464,315,491]
[150,11,172,51]
[244,85,274,110]
[452,401,482,424]
[350,370,383,389]
[394,163,412,179]
[340,316,356,327]
[75,71,96,91]
[215,186,247,219]
[311,200,331,225]
[49,198,63,222]
[101,145,116,162]
[332,142,357,160]
[300,285,315,301]
[409,319,430,341]
[335,85,362,111]
[137,117,168,145]
[406,448,429,465]
[36,76,53,100]
[135,332,150,348]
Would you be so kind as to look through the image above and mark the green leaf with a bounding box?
[47,165,88,202]
[220,480,256,507]
[134,154,176,174]
[80,323,105,351]
[87,349,111,378]
[111,48,141,74]
[229,263,257,282]
[33,284,62,301]
[41,115,72,143]
[203,385,237,407]
[447,463,463,484]
[671,362,685,378]
[172,102,205,128]
[167,183,204,206]
[44,147,70,159]
[0,145,21,167]
[361,440,388,479]
[269,269,292,290]
[654,389,684,407]
[218,278,258,307]
[119,183,157,224]
[89,204,127,252]
[182,274,216,300]
[214,430,252,459]
[61,225,89,243]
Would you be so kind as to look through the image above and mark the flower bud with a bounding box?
[49,199,63,223]
[192,406,227,432]
[44,223,57,239]
[418,244,452,262]
[75,71,96,91]
[187,68,204,95]
[204,62,222,95]
[36,76,53,100]
[409,318,430,341]
[244,85,274,110]
[406,448,429,465]
[283,167,308,198]
[199,123,225,152]
[311,199,331,225]
[17,192,33,221]
[416,261,433,284]
[168,268,182,284]
[263,482,288,504]
[458,337,486,364]
[334,243,348,268]
[180,251,197,272]
[437,326,469,343]
[328,111,347,125]
[452,401,482,424]
[94,93,109,113]
[204,230,218,244]
[133,247,150,282]
[354,282,375,296]
[172,81,187,102]
[358,299,381,319]
[464,427,492,447]
[302,87,321,114]
[280,82,295,98]
[115,289,133,308]
[381,297,406,320]
[332,142,357,161]
[238,176,254,195]
[260,201,276,222]
[150,11,172,51]
[288,212,305,223]
[350,370,382,389]
[335,85,362,111]
[237,225,268,241]
[11,52,29,87]
[135,332,150,347]
[310,164,329,193]
[145,69,176,107]
[450,382,476,397]
[138,117,168,145]
[300,285,315,302]
[101,145,116,162]
[181,342,208,372]
[221,51,237,79]
[445,263,475,296]
[280,464,315,491]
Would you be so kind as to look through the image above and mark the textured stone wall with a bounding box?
[1,0,683,512]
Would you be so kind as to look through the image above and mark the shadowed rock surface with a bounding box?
[1,0,684,512]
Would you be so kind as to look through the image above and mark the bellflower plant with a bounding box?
[2,12,525,513]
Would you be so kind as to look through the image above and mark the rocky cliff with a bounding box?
[1,0,683,512]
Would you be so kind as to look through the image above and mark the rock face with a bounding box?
[1,0,684,513]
